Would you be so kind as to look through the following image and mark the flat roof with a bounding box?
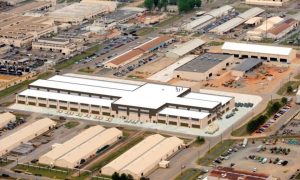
[30,79,130,98]
[184,15,214,30]
[107,49,144,66]
[0,112,16,129]
[0,118,56,156]
[105,7,145,22]
[19,89,113,107]
[206,5,233,18]
[175,53,232,73]
[233,58,263,72]
[49,75,139,91]
[184,92,233,105]
[222,42,293,56]
[158,108,209,119]
[135,36,173,52]
[168,39,206,56]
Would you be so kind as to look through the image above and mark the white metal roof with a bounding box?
[207,5,234,18]
[102,134,166,174]
[49,75,139,91]
[0,118,56,156]
[19,89,113,107]
[168,39,206,56]
[184,92,233,105]
[238,7,264,20]
[222,42,293,56]
[184,15,214,30]
[55,128,122,168]
[158,108,209,119]
[30,79,130,98]
[39,126,105,166]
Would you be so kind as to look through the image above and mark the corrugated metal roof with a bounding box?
[168,39,206,56]
[0,112,16,129]
[232,58,263,72]
[222,42,292,56]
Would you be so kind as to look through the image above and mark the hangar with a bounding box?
[101,134,184,179]
[231,58,263,77]
[166,39,206,59]
[222,42,296,63]
[0,118,56,156]
[16,74,235,129]
[0,112,16,129]
[39,125,122,168]
[173,53,235,81]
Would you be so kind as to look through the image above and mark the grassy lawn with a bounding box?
[277,81,300,96]
[231,100,281,137]
[64,121,80,129]
[155,15,181,28]
[0,159,14,167]
[78,67,95,74]
[89,136,145,172]
[0,71,53,100]
[174,168,205,180]
[197,140,236,166]
[55,45,101,70]
[296,172,300,179]
[136,27,156,36]
[207,41,224,46]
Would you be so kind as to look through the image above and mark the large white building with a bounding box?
[222,42,296,63]
[39,125,122,168]
[245,0,290,7]
[101,134,184,179]
[16,74,235,129]
[166,39,206,59]
[0,118,56,156]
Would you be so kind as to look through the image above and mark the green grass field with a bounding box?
[277,81,300,96]
[175,168,205,180]
[64,121,80,129]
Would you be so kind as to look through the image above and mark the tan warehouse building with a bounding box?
[0,118,56,156]
[101,134,183,179]
[0,112,16,129]
[39,125,122,168]
[32,38,78,55]
[245,0,290,7]
[173,53,235,81]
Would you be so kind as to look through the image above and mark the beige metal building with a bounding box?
[0,13,57,47]
[32,38,78,55]
[245,0,290,7]
[267,18,299,40]
[39,126,122,168]
[166,39,206,59]
[173,53,235,81]
[0,112,16,129]
[222,42,296,63]
[101,134,184,179]
[0,118,56,156]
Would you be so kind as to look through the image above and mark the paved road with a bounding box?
[0,168,52,180]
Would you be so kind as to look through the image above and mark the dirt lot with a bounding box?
[219,140,300,180]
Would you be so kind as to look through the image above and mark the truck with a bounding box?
[257,145,263,152]
[242,138,248,148]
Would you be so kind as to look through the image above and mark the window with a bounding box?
[91,110,100,114]
[38,103,46,107]
[70,107,78,112]
[180,123,189,127]
[49,105,57,109]
[18,100,26,104]
[192,124,200,128]
[81,109,89,113]
[169,121,177,126]
[102,112,110,116]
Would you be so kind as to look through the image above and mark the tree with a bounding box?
[120,173,127,180]
[287,85,293,94]
[196,136,205,144]
[144,0,154,11]
[153,0,159,8]
[127,174,134,180]
[178,0,190,12]
[112,172,120,180]
[281,97,287,104]
[195,0,202,7]
[187,0,195,9]
[159,0,168,11]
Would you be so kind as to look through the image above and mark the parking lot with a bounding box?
[212,139,300,180]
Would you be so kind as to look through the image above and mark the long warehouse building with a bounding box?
[0,118,56,156]
[39,125,122,168]
[0,112,16,129]
[101,134,183,179]
[210,7,264,35]
[184,5,234,31]
[222,42,296,63]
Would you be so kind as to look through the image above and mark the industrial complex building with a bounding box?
[0,118,56,156]
[39,125,122,168]
[105,36,175,68]
[173,53,235,81]
[231,58,263,77]
[48,1,117,24]
[32,38,78,55]
[245,0,290,7]
[210,7,264,35]
[101,134,184,179]
[0,112,16,129]
[222,42,296,63]
[16,74,235,129]
[184,5,234,31]
[166,39,206,59]
[0,13,57,47]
